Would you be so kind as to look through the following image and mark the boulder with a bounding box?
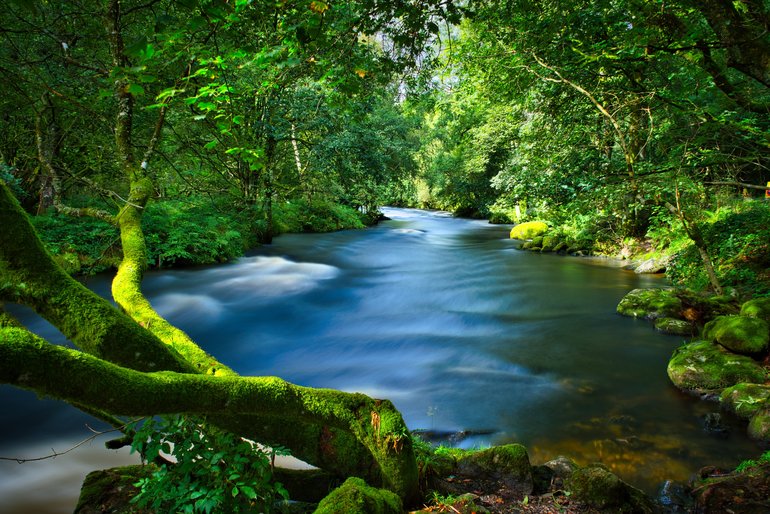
[565,464,655,513]
[313,477,401,514]
[540,234,560,252]
[510,221,548,240]
[74,466,150,514]
[667,341,767,394]
[616,288,682,319]
[703,315,770,355]
[741,297,770,323]
[634,257,669,274]
[654,317,695,336]
[456,444,533,497]
[720,383,770,419]
[748,408,770,441]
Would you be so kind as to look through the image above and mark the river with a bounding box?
[0,207,759,512]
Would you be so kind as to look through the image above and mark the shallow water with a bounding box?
[0,207,760,512]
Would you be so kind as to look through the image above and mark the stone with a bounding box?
[654,317,695,336]
[616,288,682,319]
[741,297,770,323]
[748,408,770,441]
[509,221,548,240]
[720,383,770,419]
[703,315,770,355]
[667,340,767,394]
[540,235,560,252]
[634,257,669,274]
[456,444,533,497]
[565,464,655,513]
[313,477,402,514]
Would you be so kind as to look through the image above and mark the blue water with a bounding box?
[0,208,759,512]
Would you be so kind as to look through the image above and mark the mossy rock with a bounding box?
[565,464,655,513]
[748,408,770,441]
[540,234,560,252]
[456,444,533,496]
[720,383,770,419]
[313,477,402,514]
[521,241,534,250]
[74,465,151,514]
[553,241,569,253]
[703,315,770,355]
[510,221,548,240]
[654,317,695,336]
[741,297,770,323]
[667,341,767,394]
[616,288,682,320]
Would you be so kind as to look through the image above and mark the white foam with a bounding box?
[209,256,339,299]
[152,293,223,321]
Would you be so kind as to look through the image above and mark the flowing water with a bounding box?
[0,207,760,512]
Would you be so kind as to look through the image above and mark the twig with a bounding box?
[0,418,144,464]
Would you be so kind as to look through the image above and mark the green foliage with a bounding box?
[667,201,770,296]
[0,164,26,200]
[272,198,365,234]
[734,450,770,474]
[130,415,289,513]
[32,211,120,274]
[143,200,247,267]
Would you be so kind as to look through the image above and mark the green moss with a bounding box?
[748,408,770,441]
[667,340,767,393]
[74,465,151,514]
[313,477,402,514]
[456,444,533,496]
[654,317,694,336]
[741,297,770,323]
[540,235,560,252]
[720,383,770,419]
[703,315,770,355]
[510,221,548,240]
[616,288,683,319]
[565,465,654,513]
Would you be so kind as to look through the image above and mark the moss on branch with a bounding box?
[0,327,419,500]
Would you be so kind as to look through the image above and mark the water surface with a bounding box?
[0,208,759,512]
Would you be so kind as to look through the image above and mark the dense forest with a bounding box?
[1,0,770,512]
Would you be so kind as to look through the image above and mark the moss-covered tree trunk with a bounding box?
[0,179,419,502]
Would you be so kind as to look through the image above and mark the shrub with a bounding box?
[667,201,770,296]
[130,416,289,513]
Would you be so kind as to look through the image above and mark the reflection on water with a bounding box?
[0,207,761,512]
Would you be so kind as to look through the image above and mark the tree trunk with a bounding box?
[0,180,419,502]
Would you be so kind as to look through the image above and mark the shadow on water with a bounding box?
[0,207,760,512]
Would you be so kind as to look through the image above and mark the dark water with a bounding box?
[0,208,760,512]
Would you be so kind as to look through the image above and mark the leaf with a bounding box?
[204,140,219,150]
[240,485,257,499]
[126,83,145,96]
[231,485,239,497]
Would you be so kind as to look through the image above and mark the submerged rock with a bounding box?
[617,288,682,320]
[703,315,770,355]
[565,464,655,513]
[509,221,548,240]
[313,477,401,514]
[667,340,766,394]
